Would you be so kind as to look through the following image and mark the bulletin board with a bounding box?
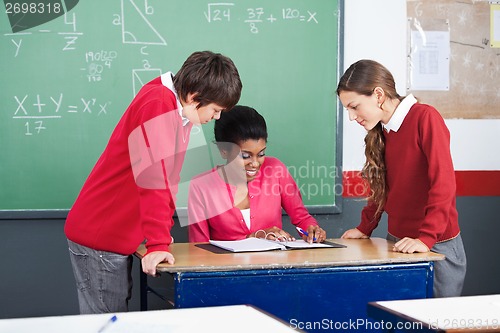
[407,0,500,119]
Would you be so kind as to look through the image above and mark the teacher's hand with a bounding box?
[304,225,327,243]
[249,226,295,242]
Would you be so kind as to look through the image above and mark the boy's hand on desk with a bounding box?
[393,237,430,254]
[142,251,175,276]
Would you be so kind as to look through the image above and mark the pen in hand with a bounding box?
[98,315,117,333]
[296,226,317,242]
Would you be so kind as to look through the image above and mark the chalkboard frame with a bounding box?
[0,0,345,219]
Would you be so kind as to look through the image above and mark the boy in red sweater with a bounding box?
[64,51,242,313]
[337,59,466,297]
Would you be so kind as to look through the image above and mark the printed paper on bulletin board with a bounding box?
[492,4,500,48]
[407,1,500,119]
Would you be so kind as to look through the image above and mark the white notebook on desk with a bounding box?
[209,238,342,252]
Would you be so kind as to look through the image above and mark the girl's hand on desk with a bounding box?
[341,228,369,239]
[393,237,430,254]
[142,251,175,276]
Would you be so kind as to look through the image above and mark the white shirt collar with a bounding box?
[382,94,417,133]
[160,71,190,126]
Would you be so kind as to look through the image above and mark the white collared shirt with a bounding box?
[240,208,251,229]
[160,71,190,126]
[382,94,417,133]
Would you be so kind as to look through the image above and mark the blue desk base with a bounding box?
[142,262,434,333]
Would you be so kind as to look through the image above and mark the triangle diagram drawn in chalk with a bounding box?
[121,0,167,45]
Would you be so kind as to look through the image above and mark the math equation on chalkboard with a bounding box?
[205,3,319,33]
[2,0,336,137]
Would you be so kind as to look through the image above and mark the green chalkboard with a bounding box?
[0,0,342,215]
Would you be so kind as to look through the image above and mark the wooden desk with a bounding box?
[0,305,296,333]
[136,238,444,333]
[368,294,500,332]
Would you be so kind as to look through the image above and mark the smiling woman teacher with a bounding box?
[187,105,326,243]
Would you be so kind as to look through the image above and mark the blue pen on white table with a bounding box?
[98,315,117,333]
[296,226,316,241]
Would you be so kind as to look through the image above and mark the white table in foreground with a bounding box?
[368,294,500,332]
[0,305,297,333]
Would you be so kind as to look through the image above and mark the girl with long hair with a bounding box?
[337,59,466,297]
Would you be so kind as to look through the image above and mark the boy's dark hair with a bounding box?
[214,105,268,151]
[173,51,242,111]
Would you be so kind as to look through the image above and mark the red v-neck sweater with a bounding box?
[65,77,192,255]
[357,103,460,249]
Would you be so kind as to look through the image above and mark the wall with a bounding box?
[342,0,500,174]
[342,0,407,171]
[1,0,499,320]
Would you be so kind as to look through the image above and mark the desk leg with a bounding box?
[139,269,148,311]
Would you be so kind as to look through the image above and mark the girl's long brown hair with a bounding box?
[337,60,402,216]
